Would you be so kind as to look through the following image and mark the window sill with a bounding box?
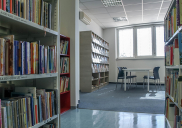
[116,57,165,60]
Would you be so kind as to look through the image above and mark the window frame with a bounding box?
[117,23,164,59]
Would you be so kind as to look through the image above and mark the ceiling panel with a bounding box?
[102,22,118,28]
[158,13,165,21]
[80,0,100,2]
[143,2,162,10]
[160,8,168,14]
[143,15,158,22]
[143,0,162,4]
[97,18,114,23]
[82,1,104,9]
[122,0,142,5]
[109,12,126,17]
[105,6,124,13]
[89,8,108,14]
[126,10,142,17]
[162,1,171,8]
[125,4,142,12]
[93,13,111,18]
[79,3,87,10]
[143,9,159,16]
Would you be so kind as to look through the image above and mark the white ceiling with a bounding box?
[79,0,171,29]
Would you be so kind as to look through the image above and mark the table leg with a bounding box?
[147,71,149,91]
[124,71,126,91]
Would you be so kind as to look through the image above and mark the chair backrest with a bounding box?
[153,67,160,79]
[117,67,127,78]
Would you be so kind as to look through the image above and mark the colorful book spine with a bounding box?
[33,43,36,74]
[21,42,24,75]
[0,99,1,128]
[24,42,28,74]
[1,107,7,128]
[1,101,11,128]
[1,39,5,76]
[180,0,182,25]
[44,47,47,73]
[28,42,31,74]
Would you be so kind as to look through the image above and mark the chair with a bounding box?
[116,67,137,89]
[143,67,160,90]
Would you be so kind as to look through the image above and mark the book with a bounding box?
[1,107,7,128]
[0,99,1,128]
[1,101,11,128]
[173,39,179,65]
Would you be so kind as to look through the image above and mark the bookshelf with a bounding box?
[164,0,182,127]
[60,35,70,114]
[80,31,109,93]
[0,0,60,127]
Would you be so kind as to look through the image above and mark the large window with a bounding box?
[117,24,164,58]
[118,28,133,57]
[137,27,152,56]
[156,26,164,56]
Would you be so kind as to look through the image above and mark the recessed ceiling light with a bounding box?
[101,0,122,7]
[113,17,127,22]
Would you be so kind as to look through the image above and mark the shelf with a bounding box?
[166,93,182,111]
[31,115,58,128]
[105,76,109,78]
[60,91,70,95]
[165,26,182,46]
[92,41,109,50]
[60,73,70,75]
[166,65,182,69]
[92,51,109,57]
[0,10,58,36]
[92,78,98,81]
[165,117,173,128]
[92,62,109,64]
[92,71,109,73]
[60,54,70,57]
[0,73,58,81]
[99,77,105,79]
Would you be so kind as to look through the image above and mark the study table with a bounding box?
[122,68,151,92]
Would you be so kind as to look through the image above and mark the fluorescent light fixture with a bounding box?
[101,0,122,7]
[113,17,127,22]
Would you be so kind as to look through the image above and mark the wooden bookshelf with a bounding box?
[0,0,60,127]
[60,35,71,114]
[80,31,109,92]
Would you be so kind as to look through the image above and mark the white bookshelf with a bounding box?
[165,117,173,128]
[0,0,60,127]
[80,31,109,92]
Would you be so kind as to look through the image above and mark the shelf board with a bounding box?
[166,93,182,111]
[165,117,173,128]
[165,26,182,46]
[105,76,109,77]
[60,54,70,57]
[60,73,70,75]
[166,65,182,69]
[31,115,58,128]
[92,41,109,50]
[0,10,58,36]
[92,78,98,81]
[92,71,109,73]
[92,51,109,57]
[0,73,58,81]
[99,77,105,79]
[92,62,109,64]
[60,91,70,95]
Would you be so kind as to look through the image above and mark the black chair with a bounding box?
[143,67,160,89]
[116,67,137,89]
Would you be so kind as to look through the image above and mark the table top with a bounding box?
[123,68,151,71]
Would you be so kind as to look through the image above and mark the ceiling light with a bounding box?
[113,17,127,22]
[101,0,122,7]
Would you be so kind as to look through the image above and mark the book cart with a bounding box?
[80,31,109,93]
[60,34,70,114]
[0,0,60,127]
[164,0,182,127]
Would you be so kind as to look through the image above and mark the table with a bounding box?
[122,68,151,91]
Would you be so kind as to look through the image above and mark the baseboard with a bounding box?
[109,82,165,85]
[71,106,77,109]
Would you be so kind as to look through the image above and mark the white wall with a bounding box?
[103,28,165,83]
[79,20,103,38]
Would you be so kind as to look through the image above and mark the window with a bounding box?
[118,28,133,57]
[156,26,164,56]
[137,27,152,56]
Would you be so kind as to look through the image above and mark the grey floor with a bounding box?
[79,83,165,114]
[61,109,168,128]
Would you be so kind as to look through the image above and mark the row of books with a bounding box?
[60,57,69,74]
[60,40,69,55]
[165,71,178,102]
[165,98,182,128]
[92,42,109,56]
[164,0,182,41]
[0,35,57,76]
[0,0,52,29]
[42,124,56,128]
[60,77,70,93]
[92,64,109,73]
[92,53,109,64]
[91,33,109,49]
[0,85,58,128]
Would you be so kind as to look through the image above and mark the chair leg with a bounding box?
[155,80,157,91]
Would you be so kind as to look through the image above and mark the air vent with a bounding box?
[113,17,127,22]
[79,11,91,25]
[101,0,122,7]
